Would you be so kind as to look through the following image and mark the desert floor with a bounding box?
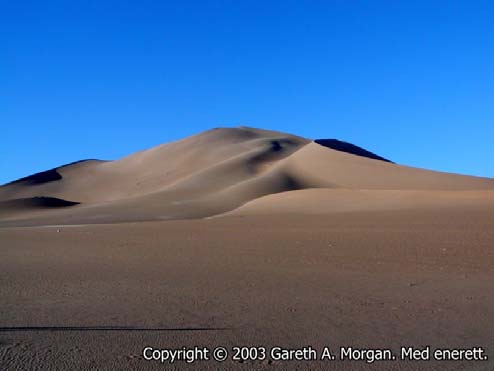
[1,208,493,370]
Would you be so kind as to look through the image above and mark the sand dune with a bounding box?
[0,126,492,226]
[279,142,493,190]
[222,189,494,216]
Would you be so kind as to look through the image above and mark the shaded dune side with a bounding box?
[0,197,80,208]
[0,197,80,219]
[7,168,62,185]
[314,139,393,163]
[4,159,105,186]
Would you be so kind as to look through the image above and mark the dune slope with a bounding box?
[0,126,492,226]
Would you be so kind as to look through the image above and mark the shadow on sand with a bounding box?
[315,139,393,163]
[0,326,229,332]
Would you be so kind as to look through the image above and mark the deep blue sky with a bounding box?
[2,0,493,184]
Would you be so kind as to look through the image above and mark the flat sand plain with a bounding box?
[1,208,493,370]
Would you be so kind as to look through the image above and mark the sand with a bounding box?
[1,127,493,370]
[1,211,493,370]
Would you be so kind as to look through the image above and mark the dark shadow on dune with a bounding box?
[270,140,282,152]
[3,159,103,186]
[0,197,80,209]
[246,139,301,174]
[280,172,305,191]
[0,326,229,332]
[314,139,393,163]
[7,168,63,185]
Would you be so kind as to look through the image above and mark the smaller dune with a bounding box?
[6,169,63,186]
[222,189,494,216]
[3,159,104,186]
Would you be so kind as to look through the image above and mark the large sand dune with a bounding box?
[1,126,493,226]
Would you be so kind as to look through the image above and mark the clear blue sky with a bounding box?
[2,0,493,184]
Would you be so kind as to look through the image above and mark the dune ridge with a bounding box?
[1,126,493,226]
